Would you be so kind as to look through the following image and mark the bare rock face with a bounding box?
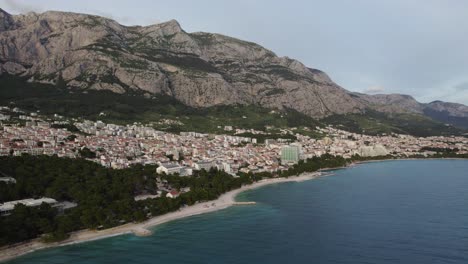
[353,94,468,129]
[0,8,14,31]
[166,71,240,106]
[2,61,26,74]
[422,101,468,129]
[90,82,125,94]
[0,9,466,122]
[425,101,468,118]
[0,9,371,119]
[353,93,424,114]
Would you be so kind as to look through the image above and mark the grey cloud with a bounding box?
[454,82,468,91]
[3,0,43,13]
[86,9,132,24]
[363,85,386,94]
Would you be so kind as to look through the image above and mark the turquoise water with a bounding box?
[6,160,468,264]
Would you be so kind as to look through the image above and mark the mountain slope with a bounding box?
[424,101,468,129]
[352,93,468,129]
[352,93,424,114]
[0,8,364,118]
[0,8,466,132]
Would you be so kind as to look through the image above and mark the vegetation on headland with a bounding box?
[50,123,81,133]
[419,146,460,153]
[78,147,97,159]
[0,155,157,245]
[1,153,467,247]
[0,154,248,246]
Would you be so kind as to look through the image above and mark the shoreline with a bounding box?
[351,157,468,166]
[2,157,466,262]
[0,172,322,263]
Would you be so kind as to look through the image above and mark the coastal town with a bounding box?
[0,106,467,176]
[2,3,468,263]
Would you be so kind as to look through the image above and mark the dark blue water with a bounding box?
[6,160,468,264]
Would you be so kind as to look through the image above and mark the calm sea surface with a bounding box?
[6,160,468,264]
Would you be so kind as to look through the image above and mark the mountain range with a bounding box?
[0,8,467,131]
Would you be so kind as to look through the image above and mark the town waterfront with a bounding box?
[6,160,468,264]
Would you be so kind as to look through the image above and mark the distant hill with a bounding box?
[353,93,468,130]
[424,101,468,129]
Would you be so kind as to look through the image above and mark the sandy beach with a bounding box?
[0,172,322,263]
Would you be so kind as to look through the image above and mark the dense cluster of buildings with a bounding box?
[1,106,467,208]
[0,108,467,176]
[297,126,468,159]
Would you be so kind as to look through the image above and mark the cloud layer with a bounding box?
[363,86,386,94]
[3,0,42,13]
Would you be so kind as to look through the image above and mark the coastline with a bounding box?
[0,172,322,263]
[351,157,468,166]
[2,157,465,262]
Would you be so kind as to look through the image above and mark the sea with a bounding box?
[6,159,468,264]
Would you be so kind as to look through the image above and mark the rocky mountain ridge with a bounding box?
[352,93,468,128]
[0,8,467,128]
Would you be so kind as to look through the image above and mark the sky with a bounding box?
[2,0,468,105]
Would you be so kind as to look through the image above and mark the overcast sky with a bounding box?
[2,0,468,105]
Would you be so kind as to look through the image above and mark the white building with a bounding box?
[0,177,16,184]
[193,161,215,171]
[0,198,57,216]
[157,163,184,175]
